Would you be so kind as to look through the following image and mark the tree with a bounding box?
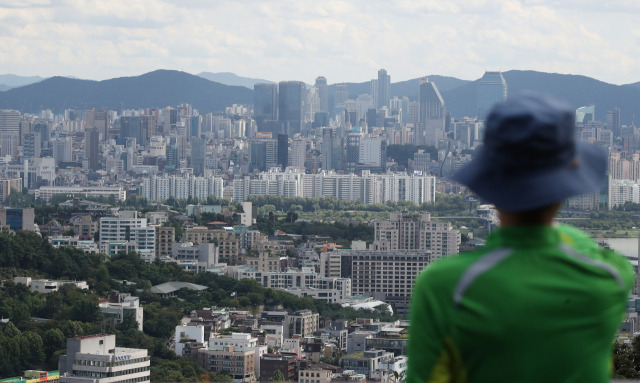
[42,328,66,359]
[272,369,286,382]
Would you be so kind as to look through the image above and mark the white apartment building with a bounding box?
[141,174,224,202]
[232,168,436,205]
[99,211,155,257]
[608,177,640,209]
[35,186,126,203]
[372,212,460,258]
[59,334,150,383]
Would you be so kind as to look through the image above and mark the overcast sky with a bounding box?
[0,0,638,85]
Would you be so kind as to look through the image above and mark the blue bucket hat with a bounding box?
[453,91,607,212]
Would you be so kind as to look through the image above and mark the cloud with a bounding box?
[0,0,636,85]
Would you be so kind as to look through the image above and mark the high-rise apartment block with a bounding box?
[372,212,460,257]
[341,250,433,316]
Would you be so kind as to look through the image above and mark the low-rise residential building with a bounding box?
[340,349,394,377]
[171,242,220,272]
[209,332,267,378]
[14,276,88,294]
[246,250,283,273]
[196,346,256,382]
[175,324,207,356]
[99,291,144,332]
[70,215,98,238]
[284,310,319,338]
[155,225,175,258]
[260,354,297,382]
[184,226,241,264]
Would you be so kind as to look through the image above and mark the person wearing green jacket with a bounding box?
[407,92,634,383]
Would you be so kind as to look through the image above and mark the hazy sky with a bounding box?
[0,0,638,85]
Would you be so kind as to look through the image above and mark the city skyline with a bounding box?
[0,1,638,85]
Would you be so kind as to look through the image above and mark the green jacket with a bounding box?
[407,224,634,383]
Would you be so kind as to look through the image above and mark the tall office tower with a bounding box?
[191,137,206,176]
[418,77,446,146]
[576,105,595,125]
[53,137,72,164]
[607,108,622,138]
[33,122,48,145]
[190,115,201,138]
[334,83,349,115]
[85,109,108,140]
[359,136,387,172]
[356,94,375,123]
[0,110,20,137]
[315,76,329,113]
[277,133,288,170]
[278,81,305,136]
[345,133,363,173]
[289,138,306,168]
[166,144,179,171]
[250,139,278,171]
[120,116,141,143]
[254,83,278,131]
[304,86,320,124]
[321,128,343,171]
[370,79,378,111]
[85,128,100,171]
[377,69,390,110]
[1,135,18,159]
[476,71,507,120]
[140,114,154,143]
[23,132,41,158]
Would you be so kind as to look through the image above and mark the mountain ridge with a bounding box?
[0,69,638,124]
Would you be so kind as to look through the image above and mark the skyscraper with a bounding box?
[85,109,108,140]
[278,81,305,137]
[23,132,41,159]
[191,137,206,176]
[334,83,349,116]
[0,110,20,136]
[476,71,507,120]
[85,128,100,171]
[607,108,622,138]
[418,77,446,146]
[377,69,390,110]
[315,76,329,113]
[277,133,288,170]
[254,83,278,131]
[322,128,342,171]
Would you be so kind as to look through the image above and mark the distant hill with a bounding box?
[0,74,44,89]
[197,72,275,89]
[0,70,253,114]
[440,70,640,124]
